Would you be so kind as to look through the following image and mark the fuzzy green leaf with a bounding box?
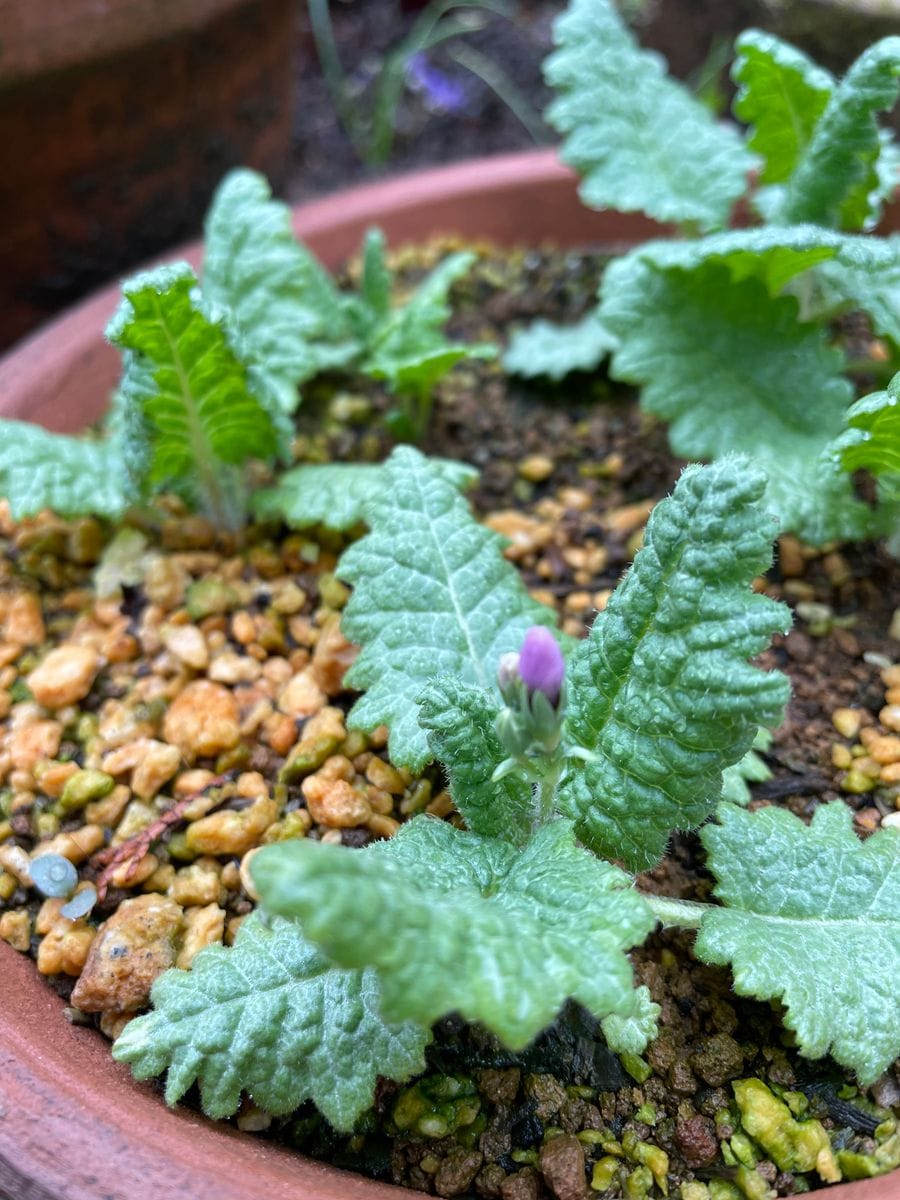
[112,913,428,1129]
[600,251,877,543]
[837,372,900,502]
[732,30,833,186]
[203,169,360,409]
[503,313,617,382]
[252,457,478,530]
[775,37,900,230]
[720,728,773,808]
[362,251,493,396]
[545,0,752,231]
[106,263,279,528]
[417,675,535,845]
[697,803,900,1083]
[558,459,791,872]
[252,817,654,1050]
[813,234,900,345]
[0,422,135,520]
[600,986,660,1057]
[337,446,561,771]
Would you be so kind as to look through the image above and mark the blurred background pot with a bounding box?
[0,0,296,352]
[0,149,898,1199]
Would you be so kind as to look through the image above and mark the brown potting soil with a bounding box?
[0,242,898,1199]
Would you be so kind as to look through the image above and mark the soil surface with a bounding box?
[1,243,899,1200]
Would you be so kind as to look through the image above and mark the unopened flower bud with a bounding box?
[497,651,521,701]
[518,626,565,706]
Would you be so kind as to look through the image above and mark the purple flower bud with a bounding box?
[517,626,565,706]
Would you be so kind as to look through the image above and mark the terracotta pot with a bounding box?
[0,149,896,1200]
[0,0,296,353]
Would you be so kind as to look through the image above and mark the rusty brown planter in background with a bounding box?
[0,149,897,1200]
[0,0,295,353]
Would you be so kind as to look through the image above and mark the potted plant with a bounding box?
[1,4,900,1195]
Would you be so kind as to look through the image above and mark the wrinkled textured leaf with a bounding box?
[417,675,535,845]
[0,422,134,520]
[503,313,617,381]
[337,447,561,770]
[203,169,360,409]
[252,817,654,1050]
[112,913,428,1129]
[732,30,833,186]
[836,372,900,502]
[775,37,900,230]
[697,803,900,1083]
[252,457,478,530]
[106,263,279,526]
[601,986,660,1057]
[600,251,878,543]
[813,234,900,345]
[362,251,494,396]
[545,0,751,230]
[559,459,790,871]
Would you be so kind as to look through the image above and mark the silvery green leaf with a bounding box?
[697,803,900,1083]
[559,459,790,871]
[203,169,361,410]
[545,0,752,230]
[113,913,429,1130]
[252,818,654,1050]
[337,447,562,770]
[252,457,477,531]
[503,312,617,382]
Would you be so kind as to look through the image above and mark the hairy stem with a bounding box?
[640,893,709,929]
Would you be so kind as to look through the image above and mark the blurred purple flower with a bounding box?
[517,626,565,706]
[406,52,468,114]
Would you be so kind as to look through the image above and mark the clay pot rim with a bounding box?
[0,0,255,86]
[0,148,896,1200]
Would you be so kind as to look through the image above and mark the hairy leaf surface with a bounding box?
[361,251,493,395]
[252,818,654,1050]
[106,264,280,527]
[836,373,900,501]
[600,986,660,1057]
[203,169,360,409]
[503,313,617,381]
[697,803,900,1082]
[600,252,876,543]
[417,676,535,845]
[775,37,900,230]
[337,447,561,770]
[112,913,428,1129]
[813,235,900,345]
[559,460,790,871]
[732,30,833,185]
[545,0,751,230]
[0,422,134,520]
[720,728,773,807]
[252,458,478,530]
